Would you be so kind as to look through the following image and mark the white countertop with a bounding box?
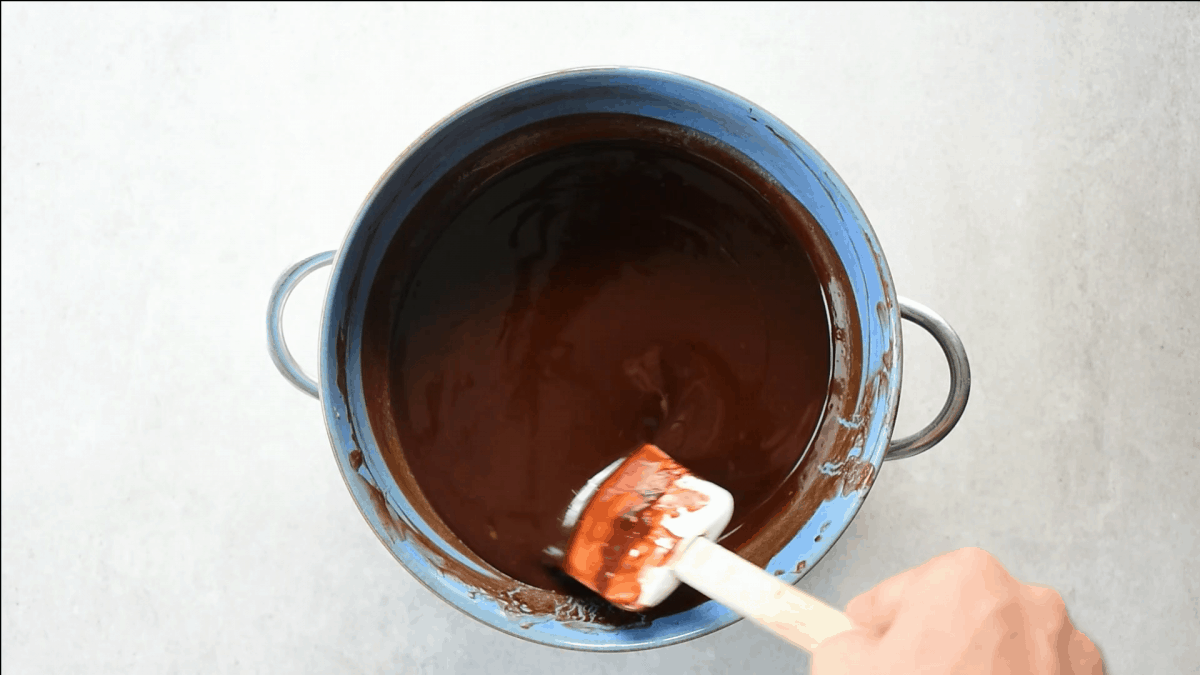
[3,3,1197,673]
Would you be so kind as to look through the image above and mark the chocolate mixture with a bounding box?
[376,131,832,595]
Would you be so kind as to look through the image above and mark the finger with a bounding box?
[1020,584,1068,668]
[1025,583,1066,609]
[1023,585,1103,675]
[1023,584,1070,632]
[1025,584,1055,601]
[843,563,925,634]
[1067,628,1105,674]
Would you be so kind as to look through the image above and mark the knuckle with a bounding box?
[956,546,997,566]
[1040,587,1065,606]
[944,547,1010,585]
[1044,592,1069,627]
[1070,635,1106,674]
[843,594,873,622]
[1028,585,1070,632]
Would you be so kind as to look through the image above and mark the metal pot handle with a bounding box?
[266,251,335,399]
[885,297,972,461]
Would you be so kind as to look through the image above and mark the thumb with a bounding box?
[811,627,881,675]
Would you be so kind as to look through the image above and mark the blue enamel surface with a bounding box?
[317,68,899,651]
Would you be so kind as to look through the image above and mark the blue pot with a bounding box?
[266,67,970,651]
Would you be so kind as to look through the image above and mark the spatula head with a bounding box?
[559,444,733,611]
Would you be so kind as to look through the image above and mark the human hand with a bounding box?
[813,547,1104,674]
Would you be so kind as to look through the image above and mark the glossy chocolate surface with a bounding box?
[367,120,831,596]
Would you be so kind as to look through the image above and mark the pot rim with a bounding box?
[314,66,902,651]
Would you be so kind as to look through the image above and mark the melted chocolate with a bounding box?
[374,128,831,596]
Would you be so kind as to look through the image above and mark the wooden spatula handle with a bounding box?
[672,536,855,652]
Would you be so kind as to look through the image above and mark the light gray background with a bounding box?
[2,2,1197,673]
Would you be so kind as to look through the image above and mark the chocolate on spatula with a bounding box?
[551,444,855,653]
